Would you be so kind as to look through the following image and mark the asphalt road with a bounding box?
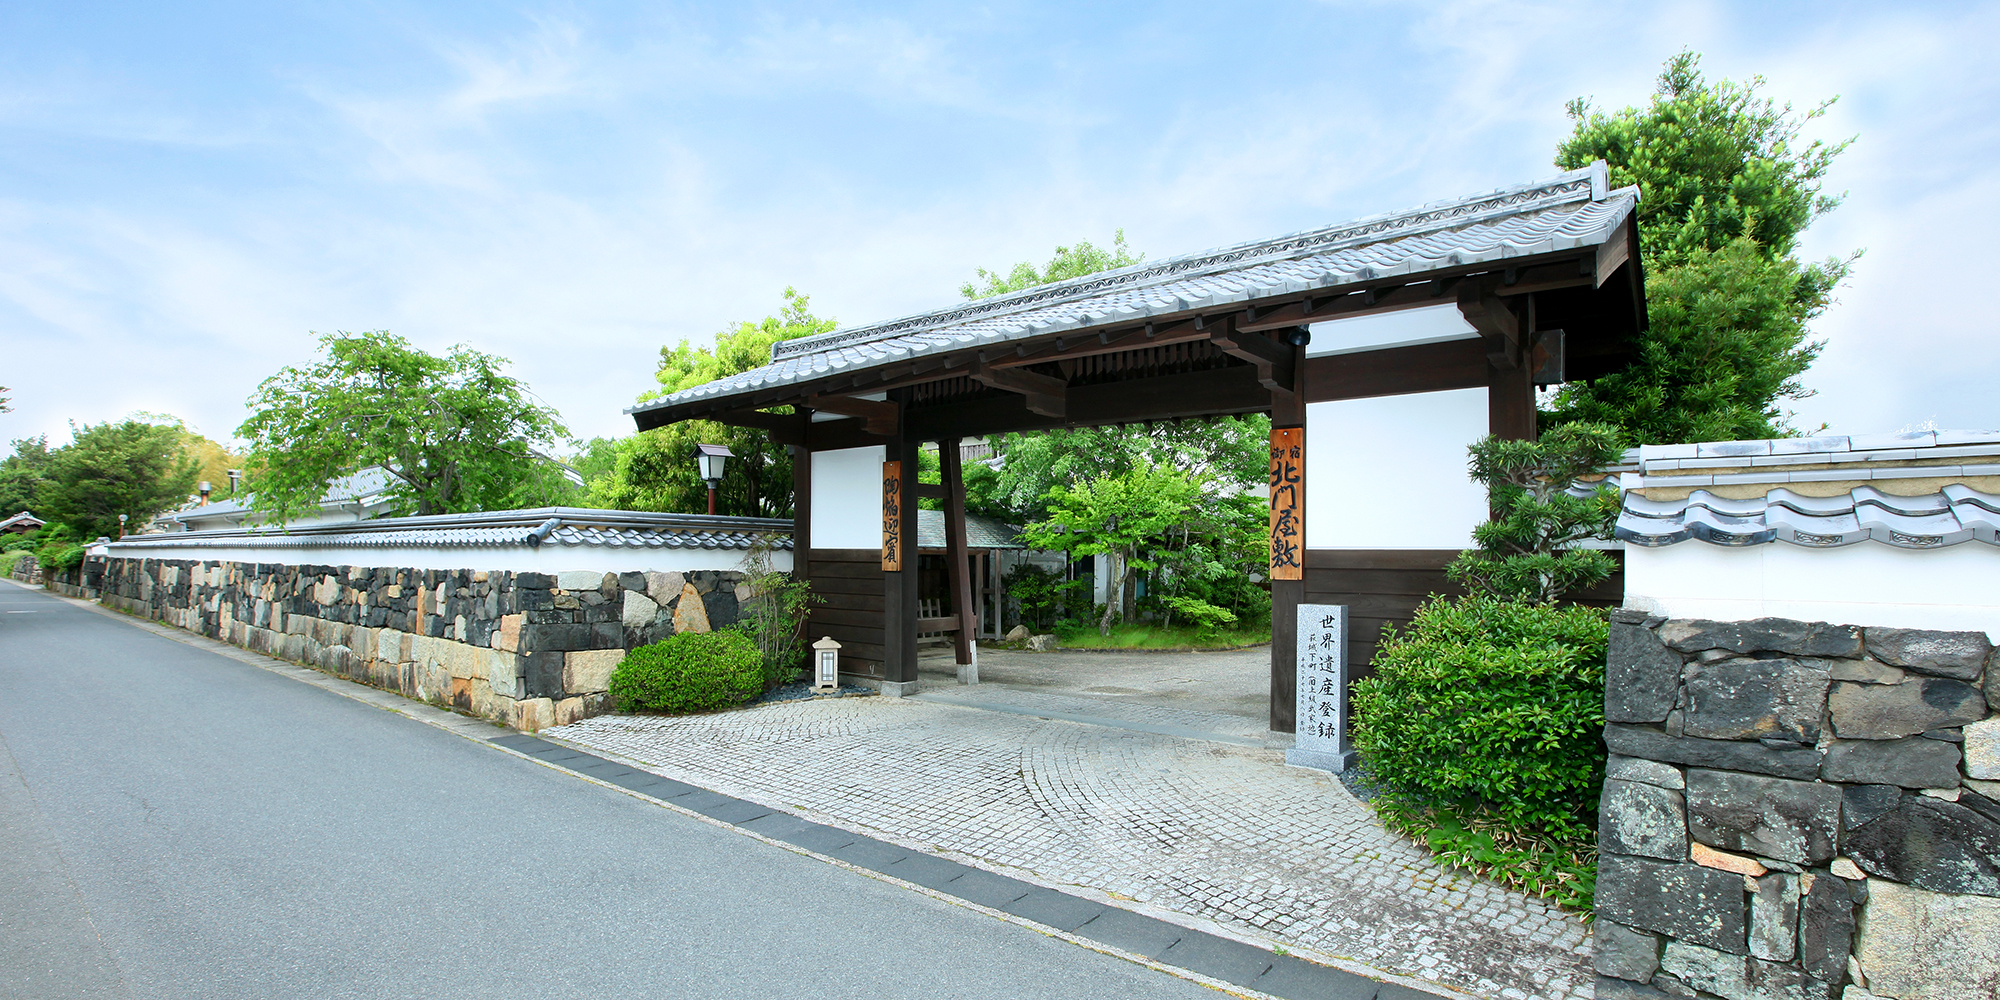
[0,583,1218,1000]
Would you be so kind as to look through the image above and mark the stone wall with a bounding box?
[95,556,752,730]
[1596,611,2000,1000]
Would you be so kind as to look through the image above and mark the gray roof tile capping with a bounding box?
[632,161,1637,416]
[914,509,1025,550]
[105,507,793,554]
[1618,485,2000,549]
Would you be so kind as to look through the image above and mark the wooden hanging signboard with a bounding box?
[1268,426,1303,580]
[881,460,905,571]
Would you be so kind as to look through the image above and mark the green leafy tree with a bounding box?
[131,412,244,501]
[595,289,835,517]
[1445,423,1625,604]
[959,230,1143,300]
[35,420,199,539]
[1022,464,1203,635]
[1548,51,1857,443]
[979,419,1271,522]
[0,437,53,516]
[237,331,569,520]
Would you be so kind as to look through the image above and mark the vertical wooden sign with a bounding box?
[881,460,904,571]
[1268,427,1303,580]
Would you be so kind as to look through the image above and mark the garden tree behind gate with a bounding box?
[590,289,836,517]
[1548,51,1858,443]
[238,332,570,521]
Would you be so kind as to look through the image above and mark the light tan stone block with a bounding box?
[1965,717,2000,781]
[445,640,479,680]
[509,696,552,732]
[313,575,339,605]
[645,571,684,607]
[564,649,624,694]
[493,614,523,653]
[553,696,588,726]
[621,590,658,628]
[671,581,710,634]
[1856,877,2000,1000]
[481,648,521,700]
[1692,841,1769,877]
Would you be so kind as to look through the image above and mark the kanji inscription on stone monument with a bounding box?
[881,460,904,572]
[1268,427,1303,580]
[1286,603,1353,771]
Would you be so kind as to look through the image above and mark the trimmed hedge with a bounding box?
[1351,595,1608,840]
[608,629,764,715]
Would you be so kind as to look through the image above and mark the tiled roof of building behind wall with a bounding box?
[104,507,793,555]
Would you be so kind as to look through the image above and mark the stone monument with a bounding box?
[1286,603,1353,771]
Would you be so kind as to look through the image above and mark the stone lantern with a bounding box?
[812,636,841,694]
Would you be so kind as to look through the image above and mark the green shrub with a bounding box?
[1351,595,1608,841]
[608,630,765,714]
[0,550,25,577]
[1158,595,1238,637]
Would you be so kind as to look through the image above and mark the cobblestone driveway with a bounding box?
[546,694,1591,1000]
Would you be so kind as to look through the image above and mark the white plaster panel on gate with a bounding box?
[1306,303,1480,359]
[1624,542,1999,641]
[810,446,886,550]
[1305,389,1488,549]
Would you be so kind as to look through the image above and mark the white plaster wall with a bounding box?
[1625,542,2000,641]
[1304,388,1489,549]
[99,541,786,575]
[810,445,886,551]
[1306,303,1479,358]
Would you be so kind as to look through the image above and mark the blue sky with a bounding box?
[3,1,1995,446]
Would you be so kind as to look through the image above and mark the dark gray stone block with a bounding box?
[1988,646,2000,710]
[1002,888,1105,933]
[1686,769,1841,864]
[1604,724,1822,780]
[616,571,646,594]
[1595,976,1671,1000]
[1821,737,1962,789]
[1611,608,1652,625]
[1748,959,1835,1000]
[943,869,1033,908]
[1594,920,1661,983]
[1865,626,1993,680]
[1846,797,2000,895]
[1156,933,1274,984]
[526,623,601,652]
[1073,907,1185,958]
[521,651,564,699]
[1601,779,1688,861]
[1828,677,1987,739]
[1749,872,1799,962]
[1249,954,1382,1000]
[1841,784,1904,831]
[1596,853,1750,954]
[1681,658,1829,742]
[1609,623,1683,723]
[1797,869,1856,983]
[1658,618,1863,658]
[1608,754,1686,790]
[702,587,740,628]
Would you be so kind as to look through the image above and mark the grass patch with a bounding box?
[1373,795,1597,912]
[0,551,23,577]
[1050,621,1270,650]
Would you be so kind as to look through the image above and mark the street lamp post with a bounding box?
[692,444,734,515]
